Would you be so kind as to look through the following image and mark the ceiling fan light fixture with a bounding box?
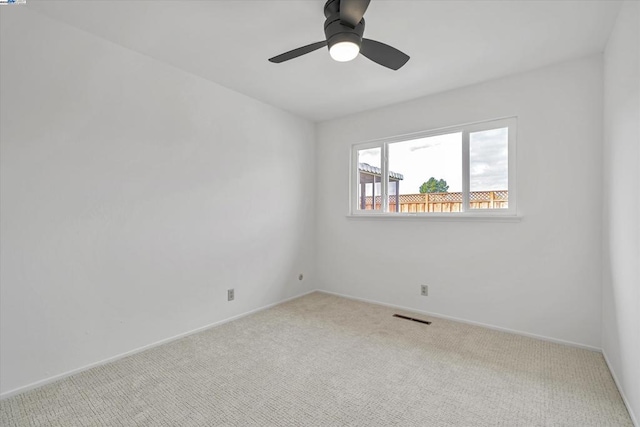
[268,0,410,70]
[329,41,360,62]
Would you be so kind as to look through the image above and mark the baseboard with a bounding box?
[0,290,316,400]
[316,289,602,352]
[603,350,639,427]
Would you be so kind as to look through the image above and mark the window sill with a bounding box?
[346,213,522,222]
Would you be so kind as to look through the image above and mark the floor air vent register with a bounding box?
[393,314,432,325]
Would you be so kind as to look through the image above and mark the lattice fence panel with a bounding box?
[361,191,508,212]
[428,192,462,202]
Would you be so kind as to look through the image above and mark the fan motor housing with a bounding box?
[324,14,365,49]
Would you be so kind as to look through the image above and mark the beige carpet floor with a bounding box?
[0,292,632,426]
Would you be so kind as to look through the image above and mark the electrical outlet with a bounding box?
[421,285,428,296]
[227,289,234,301]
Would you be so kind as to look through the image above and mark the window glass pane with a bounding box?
[469,128,508,210]
[388,133,462,213]
[357,147,382,211]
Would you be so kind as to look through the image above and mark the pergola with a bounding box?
[358,163,404,211]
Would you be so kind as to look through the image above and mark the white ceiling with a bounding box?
[27,0,622,122]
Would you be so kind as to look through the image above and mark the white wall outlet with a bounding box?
[421,285,428,296]
[227,289,234,301]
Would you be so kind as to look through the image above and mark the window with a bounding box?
[350,118,516,217]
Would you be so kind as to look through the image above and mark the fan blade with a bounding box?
[340,0,370,28]
[360,38,409,70]
[268,41,327,63]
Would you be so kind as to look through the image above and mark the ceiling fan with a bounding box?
[268,0,410,70]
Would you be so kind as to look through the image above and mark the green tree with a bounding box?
[419,177,449,194]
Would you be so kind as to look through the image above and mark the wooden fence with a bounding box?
[365,191,508,212]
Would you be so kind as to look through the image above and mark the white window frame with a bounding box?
[349,117,518,219]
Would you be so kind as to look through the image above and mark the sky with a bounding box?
[359,127,508,195]
[470,127,509,192]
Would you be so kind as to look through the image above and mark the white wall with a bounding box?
[0,8,316,396]
[603,1,640,422]
[317,55,603,348]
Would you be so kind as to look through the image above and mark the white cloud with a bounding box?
[470,128,508,191]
